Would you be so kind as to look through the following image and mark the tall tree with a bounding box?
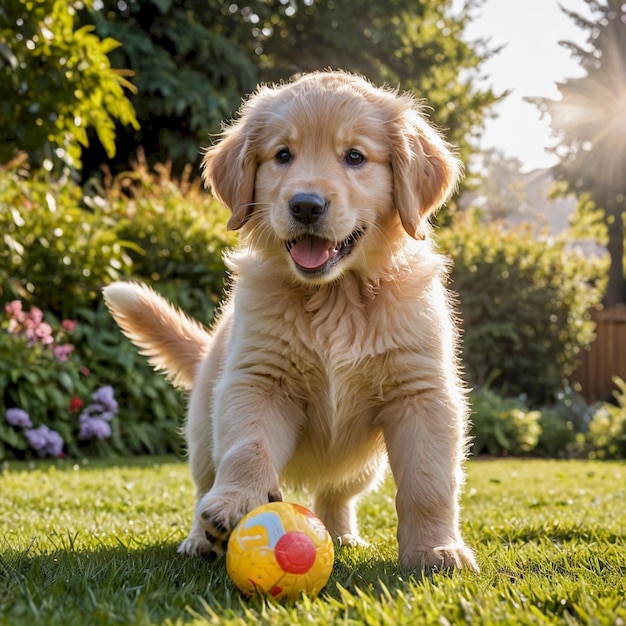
[531,0,626,306]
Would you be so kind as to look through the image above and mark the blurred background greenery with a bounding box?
[0,0,624,461]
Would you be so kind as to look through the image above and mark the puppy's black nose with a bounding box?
[289,193,327,225]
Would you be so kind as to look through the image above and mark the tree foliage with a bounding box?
[0,0,138,172]
[81,0,258,175]
[531,0,626,306]
[243,0,500,170]
[81,0,499,180]
[2,0,500,183]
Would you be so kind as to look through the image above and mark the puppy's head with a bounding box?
[203,71,461,284]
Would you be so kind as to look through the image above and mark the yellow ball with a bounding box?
[226,501,334,601]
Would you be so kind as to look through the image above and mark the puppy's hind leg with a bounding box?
[381,392,478,572]
[177,418,217,557]
[177,330,226,557]
[177,442,216,557]
[313,463,384,548]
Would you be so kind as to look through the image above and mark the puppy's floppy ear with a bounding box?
[391,107,463,239]
[202,116,258,231]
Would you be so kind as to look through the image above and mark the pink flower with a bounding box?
[29,307,43,325]
[53,343,74,362]
[62,319,76,333]
[34,322,54,345]
[5,300,24,321]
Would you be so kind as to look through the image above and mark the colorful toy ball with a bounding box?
[226,501,334,601]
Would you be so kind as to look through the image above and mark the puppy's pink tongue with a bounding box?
[289,236,336,270]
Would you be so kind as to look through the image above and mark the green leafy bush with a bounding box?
[1,300,113,459]
[437,211,606,403]
[93,158,236,325]
[1,156,235,322]
[470,386,542,456]
[534,385,591,458]
[0,298,185,461]
[5,159,611,461]
[0,0,137,172]
[0,158,236,460]
[535,410,579,459]
[71,301,185,457]
[585,376,626,459]
[0,155,132,317]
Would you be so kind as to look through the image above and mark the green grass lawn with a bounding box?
[0,456,624,625]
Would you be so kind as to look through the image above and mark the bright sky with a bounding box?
[465,0,593,172]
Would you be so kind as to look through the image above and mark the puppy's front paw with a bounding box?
[338,533,369,548]
[178,531,212,557]
[196,486,283,556]
[400,543,479,573]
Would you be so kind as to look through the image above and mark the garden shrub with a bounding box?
[2,162,613,460]
[534,385,591,458]
[95,159,236,325]
[535,408,579,459]
[469,386,542,456]
[0,298,185,461]
[585,376,626,459]
[71,301,185,457]
[1,299,117,459]
[0,158,237,460]
[1,156,235,323]
[437,211,606,403]
[0,155,132,318]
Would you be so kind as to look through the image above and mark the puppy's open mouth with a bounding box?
[285,228,366,275]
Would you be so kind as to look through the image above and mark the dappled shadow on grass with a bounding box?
[0,540,234,623]
[0,536,442,623]
[0,534,471,624]
[330,551,405,595]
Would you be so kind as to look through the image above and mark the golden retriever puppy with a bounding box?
[104,70,478,572]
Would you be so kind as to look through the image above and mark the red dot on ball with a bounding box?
[274,531,317,574]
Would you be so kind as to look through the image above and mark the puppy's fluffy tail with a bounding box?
[103,282,211,390]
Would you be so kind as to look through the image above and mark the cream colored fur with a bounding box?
[103,71,478,572]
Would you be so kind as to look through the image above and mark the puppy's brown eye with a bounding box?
[276,148,291,164]
[345,149,365,166]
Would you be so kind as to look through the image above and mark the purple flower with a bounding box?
[91,386,118,416]
[24,425,64,457]
[79,406,115,423]
[5,408,32,429]
[78,415,112,440]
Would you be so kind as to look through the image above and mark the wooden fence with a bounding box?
[573,306,626,402]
